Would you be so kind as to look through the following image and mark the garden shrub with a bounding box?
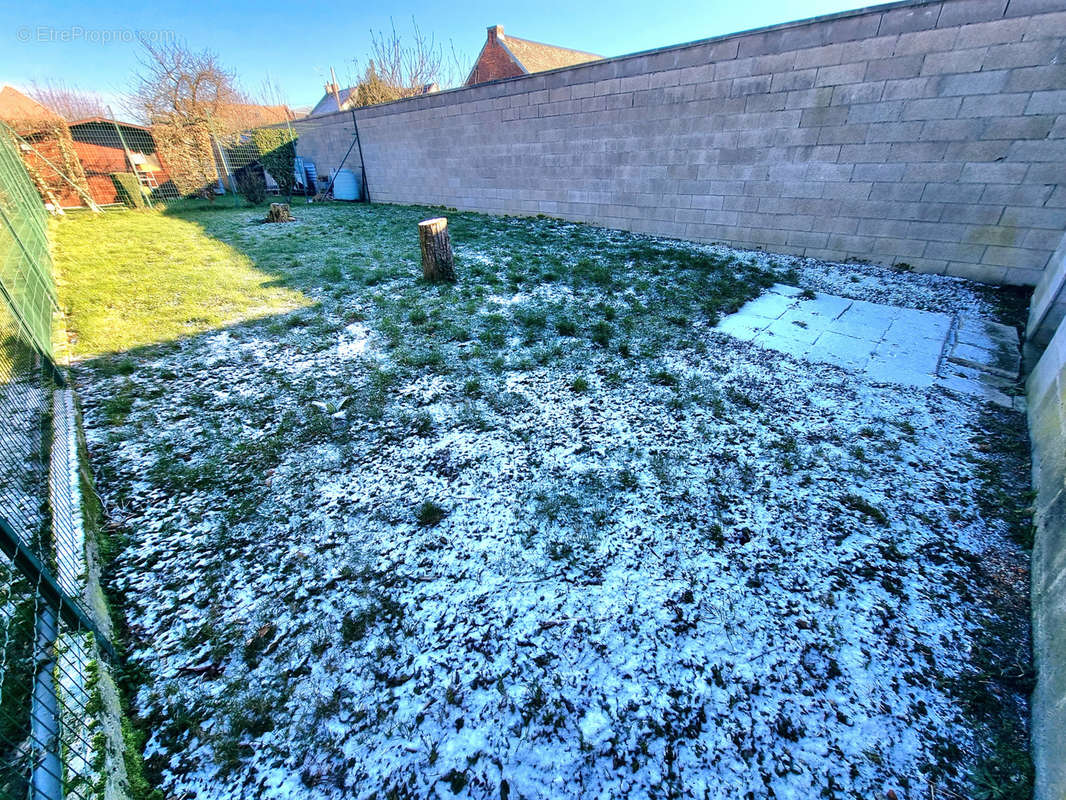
[233,168,267,205]
[250,128,297,200]
[110,172,146,208]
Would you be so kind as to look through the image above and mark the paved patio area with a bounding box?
[716,285,1023,409]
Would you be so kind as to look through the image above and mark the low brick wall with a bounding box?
[1028,315,1066,800]
[296,0,1066,286]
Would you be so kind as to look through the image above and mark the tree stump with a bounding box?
[266,203,293,223]
[418,218,456,282]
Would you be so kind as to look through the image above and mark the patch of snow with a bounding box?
[337,322,372,358]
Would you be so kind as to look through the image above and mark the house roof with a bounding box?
[220,103,295,127]
[500,34,602,74]
[68,116,153,132]
[309,82,439,116]
[464,26,603,87]
[0,86,58,122]
[310,86,357,117]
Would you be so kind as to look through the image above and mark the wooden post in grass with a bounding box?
[266,203,292,223]
[418,217,456,282]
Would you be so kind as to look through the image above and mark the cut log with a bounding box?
[266,203,293,223]
[418,217,456,282]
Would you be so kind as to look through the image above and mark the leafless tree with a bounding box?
[345,19,467,107]
[28,81,107,121]
[128,36,246,132]
[126,37,251,195]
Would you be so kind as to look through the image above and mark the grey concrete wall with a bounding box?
[1028,313,1066,800]
[291,114,364,196]
[297,0,1066,286]
[1028,230,1066,345]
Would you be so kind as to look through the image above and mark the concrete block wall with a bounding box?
[290,115,363,193]
[1028,230,1066,345]
[1028,314,1066,800]
[298,0,1066,286]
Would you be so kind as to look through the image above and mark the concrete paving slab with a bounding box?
[846,298,901,325]
[940,360,1016,391]
[884,313,952,344]
[872,342,941,376]
[827,314,894,341]
[865,354,937,388]
[949,341,1021,379]
[737,293,795,321]
[715,315,766,341]
[803,293,853,319]
[956,315,1020,349]
[752,338,810,360]
[807,332,873,370]
[876,338,945,362]
[776,309,831,339]
[939,374,1015,407]
[714,285,1022,397]
[766,318,823,344]
[894,306,949,327]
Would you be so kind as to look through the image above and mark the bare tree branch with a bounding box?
[127,37,250,195]
[129,36,246,133]
[345,17,465,108]
[28,81,107,122]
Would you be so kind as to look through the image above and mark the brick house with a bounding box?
[310,85,359,117]
[464,26,602,86]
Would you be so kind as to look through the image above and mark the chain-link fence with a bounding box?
[0,120,123,800]
[2,108,367,212]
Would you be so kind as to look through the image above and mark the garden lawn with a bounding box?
[60,202,1032,800]
[51,208,311,358]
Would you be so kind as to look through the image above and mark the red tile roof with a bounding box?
[501,34,602,74]
[466,26,603,86]
[68,116,153,132]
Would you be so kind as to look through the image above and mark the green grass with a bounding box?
[840,492,889,525]
[54,202,778,416]
[53,200,1036,799]
[416,500,448,527]
[51,210,311,359]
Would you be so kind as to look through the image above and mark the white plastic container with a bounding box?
[332,169,359,201]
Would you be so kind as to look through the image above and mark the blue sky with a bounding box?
[1,0,871,115]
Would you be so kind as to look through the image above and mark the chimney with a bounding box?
[487,25,504,43]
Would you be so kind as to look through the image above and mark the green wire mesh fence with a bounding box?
[0,121,120,800]
[0,123,57,358]
[3,111,367,213]
[5,114,309,211]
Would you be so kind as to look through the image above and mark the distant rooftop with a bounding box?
[496,30,602,74]
[0,86,57,122]
[465,25,603,87]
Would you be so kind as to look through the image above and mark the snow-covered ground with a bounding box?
[74,208,1031,800]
